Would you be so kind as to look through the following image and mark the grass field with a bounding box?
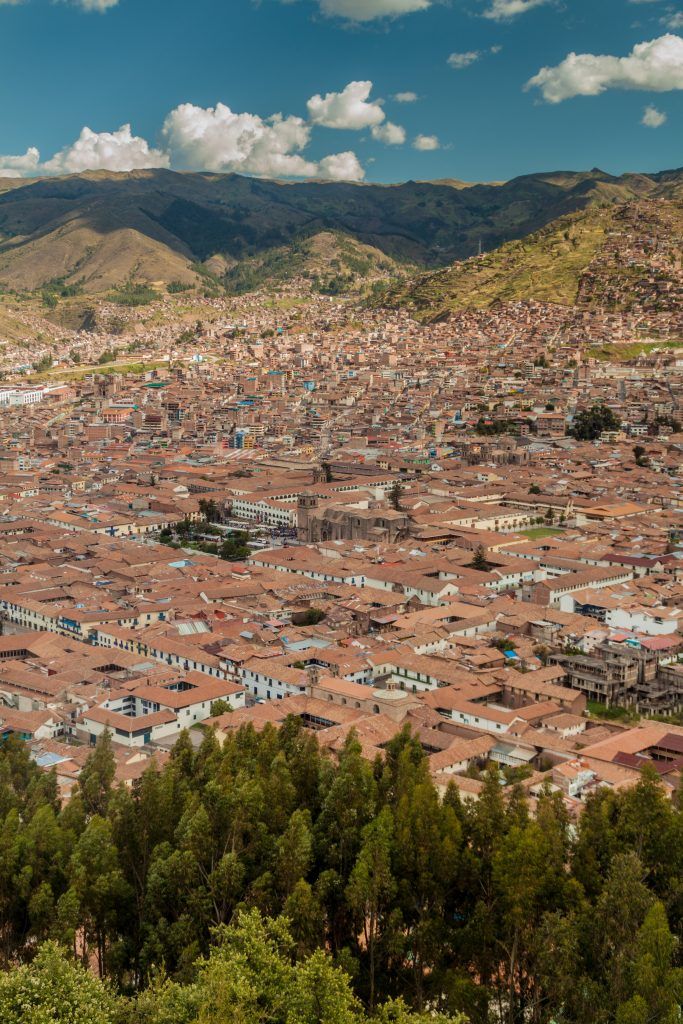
[587,340,683,361]
[518,526,565,539]
[587,700,640,723]
[29,359,168,383]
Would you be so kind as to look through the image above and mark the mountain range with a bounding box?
[0,166,681,296]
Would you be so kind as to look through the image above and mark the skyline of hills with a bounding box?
[0,166,681,297]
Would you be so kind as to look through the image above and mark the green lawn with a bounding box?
[587,339,683,361]
[519,526,565,539]
[587,700,640,723]
[29,359,168,382]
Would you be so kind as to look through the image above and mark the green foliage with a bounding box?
[220,534,251,562]
[32,353,53,373]
[81,307,98,332]
[315,273,355,296]
[222,232,399,297]
[474,418,516,436]
[78,731,115,817]
[570,403,621,440]
[383,204,613,319]
[299,607,326,626]
[654,414,682,434]
[198,498,221,523]
[176,328,196,345]
[158,519,250,562]
[39,276,84,311]
[209,699,231,718]
[469,546,491,572]
[3,170,681,304]
[388,482,403,512]
[633,445,649,467]
[108,283,160,307]
[491,635,516,652]
[0,942,119,1023]
[0,721,680,1024]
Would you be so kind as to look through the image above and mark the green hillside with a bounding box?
[222,231,405,295]
[381,197,683,321]
[0,166,680,295]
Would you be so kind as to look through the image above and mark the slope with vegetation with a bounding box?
[0,722,680,1024]
[383,205,612,319]
[381,196,683,322]
[0,166,681,296]
[222,230,405,296]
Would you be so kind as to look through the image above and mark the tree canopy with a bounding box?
[0,725,680,1024]
[570,403,621,441]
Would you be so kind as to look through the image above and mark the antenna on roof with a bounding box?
[478,238,483,257]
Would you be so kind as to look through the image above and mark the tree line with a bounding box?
[0,721,680,1024]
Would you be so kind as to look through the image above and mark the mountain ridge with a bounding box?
[0,166,681,295]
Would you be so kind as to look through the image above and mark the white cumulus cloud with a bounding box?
[162,102,365,179]
[413,133,440,150]
[483,0,550,20]
[371,121,406,144]
[307,81,403,145]
[316,0,430,21]
[162,103,317,177]
[307,81,385,130]
[0,147,40,178]
[393,91,418,103]
[42,125,169,174]
[2,89,376,183]
[642,104,667,126]
[317,151,366,180]
[526,34,683,102]
[662,11,683,29]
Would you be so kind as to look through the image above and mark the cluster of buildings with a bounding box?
[0,281,680,814]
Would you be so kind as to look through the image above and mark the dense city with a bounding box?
[0,168,682,1024]
[0,278,680,809]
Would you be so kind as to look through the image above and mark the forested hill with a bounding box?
[0,166,681,293]
[0,724,680,1024]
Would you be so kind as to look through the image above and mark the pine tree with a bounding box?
[388,482,403,511]
[470,545,490,571]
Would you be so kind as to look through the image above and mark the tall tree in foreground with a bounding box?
[614,901,683,1024]
[347,807,397,1010]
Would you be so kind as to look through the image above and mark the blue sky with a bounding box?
[1,0,681,182]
